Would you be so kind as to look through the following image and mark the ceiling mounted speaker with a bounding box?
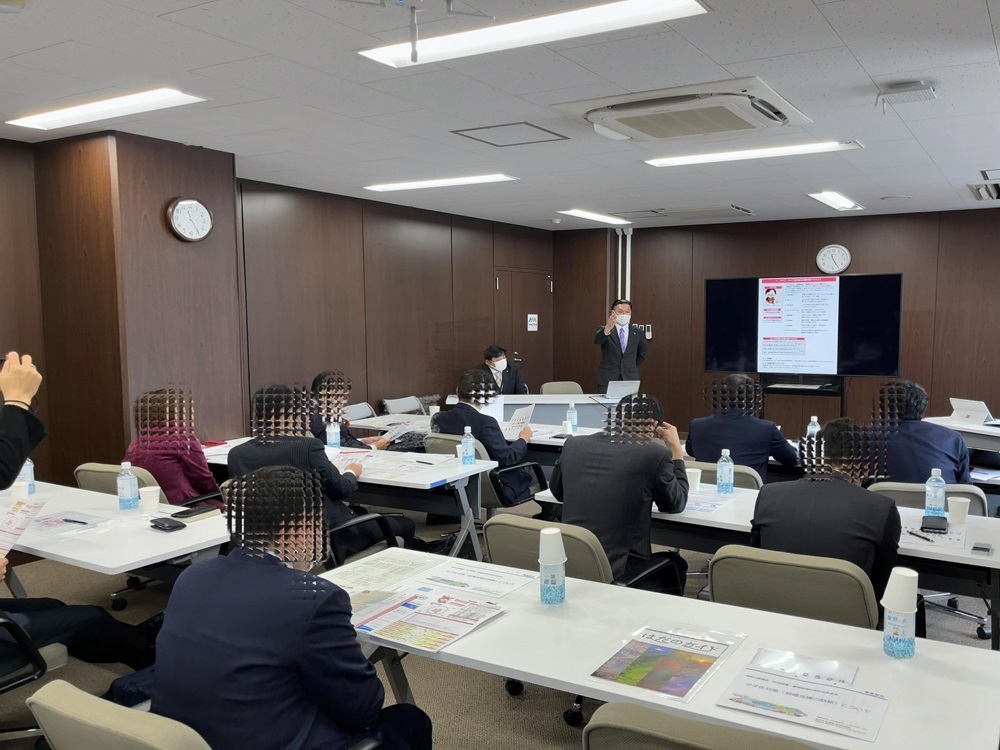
[0,0,26,12]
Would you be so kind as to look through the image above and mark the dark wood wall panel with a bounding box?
[363,203,454,408]
[0,141,50,477]
[241,181,367,402]
[451,218,495,380]
[34,135,125,483]
[494,223,552,271]
[552,230,612,390]
[115,134,245,442]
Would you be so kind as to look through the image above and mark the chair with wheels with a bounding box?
[0,616,67,745]
[344,402,377,422]
[709,544,879,629]
[382,396,425,415]
[868,481,990,639]
[539,381,583,394]
[583,702,815,750]
[482,514,676,726]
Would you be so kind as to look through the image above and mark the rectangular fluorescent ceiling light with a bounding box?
[558,209,632,226]
[808,191,865,211]
[646,141,862,167]
[6,88,206,130]
[363,174,518,192]
[360,0,708,68]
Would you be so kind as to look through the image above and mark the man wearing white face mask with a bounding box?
[479,345,528,395]
[594,298,647,391]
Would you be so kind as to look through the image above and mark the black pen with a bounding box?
[62,518,88,525]
[416,459,436,465]
[906,529,934,543]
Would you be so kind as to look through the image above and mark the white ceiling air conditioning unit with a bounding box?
[552,77,811,141]
[970,183,1000,201]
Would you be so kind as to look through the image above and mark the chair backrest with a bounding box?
[539,381,583,394]
[382,396,425,415]
[868,481,987,515]
[27,679,211,750]
[482,514,614,583]
[684,460,763,490]
[344,402,376,422]
[584,703,815,750]
[423,433,503,511]
[74,463,167,504]
[709,545,878,629]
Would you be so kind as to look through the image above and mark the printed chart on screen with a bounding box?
[757,277,839,374]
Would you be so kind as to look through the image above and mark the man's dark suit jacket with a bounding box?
[884,419,971,485]
[593,324,647,390]
[152,549,385,750]
[479,362,528,395]
[751,477,901,599]
[686,412,798,483]
[431,402,532,504]
[0,405,45,490]
[550,434,688,578]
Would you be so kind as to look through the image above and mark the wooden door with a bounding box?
[508,271,553,391]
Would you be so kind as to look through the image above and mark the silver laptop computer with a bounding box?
[605,380,641,399]
[949,398,1000,426]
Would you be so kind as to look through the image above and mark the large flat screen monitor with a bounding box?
[705,273,902,377]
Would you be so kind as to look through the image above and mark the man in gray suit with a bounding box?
[550,394,688,593]
[594,299,647,391]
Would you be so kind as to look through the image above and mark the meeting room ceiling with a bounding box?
[1,0,999,230]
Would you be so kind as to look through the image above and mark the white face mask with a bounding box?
[492,358,508,372]
[616,314,631,326]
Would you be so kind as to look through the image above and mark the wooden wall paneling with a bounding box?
[552,229,612,390]
[115,134,245,443]
[363,203,454,408]
[494,223,552,271]
[0,141,50,477]
[494,270,513,358]
[241,181,367,404]
[34,135,126,483]
[931,210,1000,417]
[451,218,494,381]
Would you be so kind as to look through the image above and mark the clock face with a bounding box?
[167,198,213,242]
[816,244,851,274]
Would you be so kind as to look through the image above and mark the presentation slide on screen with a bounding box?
[757,277,839,374]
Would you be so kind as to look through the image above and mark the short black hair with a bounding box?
[611,299,632,310]
[483,345,506,360]
[894,380,928,420]
[457,368,498,403]
[722,373,754,390]
[818,417,863,466]
[252,384,308,437]
[609,393,664,441]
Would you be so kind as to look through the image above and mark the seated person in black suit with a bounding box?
[751,418,901,601]
[550,394,689,594]
[878,380,971,484]
[309,370,389,450]
[480,345,528,395]
[0,353,158,674]
[229,384,417,560]
[431,369,534,506]
[686,373,798,482]
[153,467,432,750]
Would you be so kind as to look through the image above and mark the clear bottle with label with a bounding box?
[806,415,820,438]
[326,421,341,449]
[461,426,476,466]
[117,462,139,512]
[924,468,946,517]
[566,403,578,433]
[883,609,916,659]
[16,458,35,495]
[716,449,734,495]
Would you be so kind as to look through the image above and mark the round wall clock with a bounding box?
[816,243,851,274]
[166,198,213,242]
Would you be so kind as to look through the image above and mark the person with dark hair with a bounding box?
[152,467,432,750]
[594,299,647,391]
[751,417,901,600]
[686,373,798,482]
[881,381,971,484]
[480,345,527,395]
[550,394,688,593]
[309,371,389,450]
[229,384,418,559]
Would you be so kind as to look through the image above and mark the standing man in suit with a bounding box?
[594,299,647,391]
[153,466,432,750]
[550,394,688,593]
[480,345,528,395]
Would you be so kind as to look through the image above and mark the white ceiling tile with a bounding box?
[447,47,605,95]
[872,62,1000,121]
[105,1,216,14]
[800,103,913,143]
[839,138,934,169]
[523,81,630,107]
[207,98,402,143]
[0,60,106,101]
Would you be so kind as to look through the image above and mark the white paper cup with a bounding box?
[948,497,970,525]
[428,406,440,416]
[538,527,567,565]
[687,468,702,493]
[880,567,919,614]
[139,486,160,513]
[455,445,463,459]
[10,482,28,502]
[560,420,573,434]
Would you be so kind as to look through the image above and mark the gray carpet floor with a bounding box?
[0,501,991,749]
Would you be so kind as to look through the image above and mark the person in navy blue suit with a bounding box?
[881,381,971,484]
[686,374,798,482]
[152,466,432,750]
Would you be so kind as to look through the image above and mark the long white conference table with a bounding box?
[325,548,1000,750]
[444,394,617,428]
[925,416,1000,453]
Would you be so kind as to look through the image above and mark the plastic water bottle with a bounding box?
[883,609,916,659]
[924,468,946,517]
[716,449,734,495]
[117,462,139,512]
[16,458,35,495]
[326,421,341,449]
[540,561,566,604]
[566,403,578,433]
[461,426,476,466]
[806,416,820,438]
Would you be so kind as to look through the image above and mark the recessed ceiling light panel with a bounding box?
[646,141,861,167]
[363,174,519,192]
[808,191,865,212]
[557,209,632,226]
[6,88,206,130]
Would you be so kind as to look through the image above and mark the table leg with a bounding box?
[4,568,27,599]
[989,573,998,651]
[366,646,415,704]
[448,476,483,561]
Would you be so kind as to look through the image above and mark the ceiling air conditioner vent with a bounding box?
[613,205,755,221]
[552,77,810,141]
[970,183,1000,201]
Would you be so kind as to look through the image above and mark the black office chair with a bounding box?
[0,614,68,745]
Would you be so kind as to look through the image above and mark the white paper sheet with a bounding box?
[407,559,537,600]
[900,521,967,549]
